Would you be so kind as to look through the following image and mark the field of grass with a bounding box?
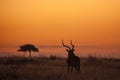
[0,56,120,80]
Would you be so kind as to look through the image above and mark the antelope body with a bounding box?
[62,41,80,74]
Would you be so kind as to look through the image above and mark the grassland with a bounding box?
[0,56,120,80]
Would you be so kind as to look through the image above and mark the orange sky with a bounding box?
[0,0,120,48]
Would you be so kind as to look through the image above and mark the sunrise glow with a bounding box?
[0,0,120,57]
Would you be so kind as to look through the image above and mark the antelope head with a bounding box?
[62,40,75,55]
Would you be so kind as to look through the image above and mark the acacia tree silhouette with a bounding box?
[17,44,39,59]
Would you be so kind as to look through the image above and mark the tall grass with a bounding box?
[87,55,102,64]
[0,56,120,80]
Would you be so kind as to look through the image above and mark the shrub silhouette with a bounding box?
[49,55,57,60]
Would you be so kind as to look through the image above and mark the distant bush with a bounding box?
[49,55,57,60]
[40,56,49,60]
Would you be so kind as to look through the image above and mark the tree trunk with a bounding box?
[23,52,25,56]
[29,50,32,60]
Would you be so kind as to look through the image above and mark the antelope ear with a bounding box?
[66,49,69,52]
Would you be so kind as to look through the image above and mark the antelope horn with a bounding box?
[70,40,75,50]
[62,41,71,49]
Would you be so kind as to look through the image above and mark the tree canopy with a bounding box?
[17,44,39,59]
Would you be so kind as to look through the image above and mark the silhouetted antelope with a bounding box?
[62,41,80,74]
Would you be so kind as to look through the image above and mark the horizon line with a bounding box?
[0,45,120,49]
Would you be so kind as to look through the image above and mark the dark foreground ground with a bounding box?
[0,56,120,80]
